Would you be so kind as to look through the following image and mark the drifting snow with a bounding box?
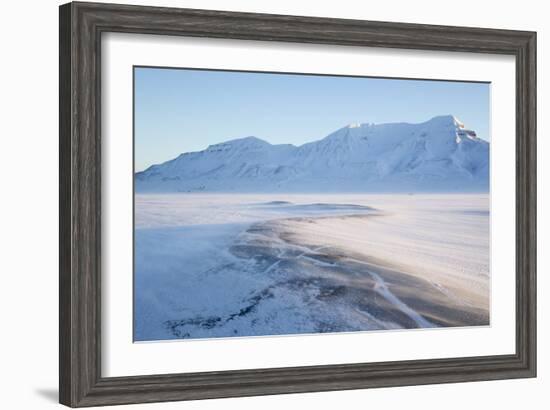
[134,193,489,341]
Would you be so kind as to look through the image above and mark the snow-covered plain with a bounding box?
[134,193,489,341]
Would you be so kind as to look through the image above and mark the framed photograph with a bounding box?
[59,1,536,407]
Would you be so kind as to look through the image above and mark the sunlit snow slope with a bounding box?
[135,115,489,193]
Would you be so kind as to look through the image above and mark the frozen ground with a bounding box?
[134,193,490,341]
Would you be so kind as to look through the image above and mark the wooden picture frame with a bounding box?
[59,1,536,407]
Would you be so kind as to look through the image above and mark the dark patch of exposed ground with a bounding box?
[165,214,489,339]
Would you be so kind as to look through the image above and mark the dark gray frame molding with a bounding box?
[59,1,536,407]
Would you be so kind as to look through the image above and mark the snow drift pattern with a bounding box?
[135,115,489,193]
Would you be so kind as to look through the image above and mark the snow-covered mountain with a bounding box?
[135,115,489,193]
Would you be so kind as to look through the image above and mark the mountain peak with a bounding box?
[224,136,270,145]
[425,115,464,128]
[238,135,269,143]
[335,115,463,134]
[206,136,271,151]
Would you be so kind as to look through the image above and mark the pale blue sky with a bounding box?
[135,67,490,172]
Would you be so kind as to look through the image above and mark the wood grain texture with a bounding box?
[59,1,537,407]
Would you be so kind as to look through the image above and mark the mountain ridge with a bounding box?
[136,115,489,193]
